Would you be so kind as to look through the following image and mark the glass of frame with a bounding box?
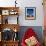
[25,7,36,20]
[2,10,9,15]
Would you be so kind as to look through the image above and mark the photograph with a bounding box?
[25,7,36,20]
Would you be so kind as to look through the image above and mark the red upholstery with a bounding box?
[21,28,41,46]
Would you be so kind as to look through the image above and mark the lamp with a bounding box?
[15,0,17,7]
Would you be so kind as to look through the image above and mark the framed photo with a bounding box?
[9,10,17,15]
[25,7,36,20]
[2,10,9,15]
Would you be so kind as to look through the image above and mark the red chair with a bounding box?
[21,28,41,46]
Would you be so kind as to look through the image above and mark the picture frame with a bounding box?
[2,10,9,15]
[9,10,15,15]
[9,10,17,15]
[25,7,36,20]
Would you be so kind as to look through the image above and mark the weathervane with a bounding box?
[15,0,17,7]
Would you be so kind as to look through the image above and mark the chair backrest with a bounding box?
[21,28,36,46]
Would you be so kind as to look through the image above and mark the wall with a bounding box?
[0,0,44,26]
[17,0,44,26]
[0,0,15,7]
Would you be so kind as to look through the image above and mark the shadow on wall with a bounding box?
[18,26,44,44]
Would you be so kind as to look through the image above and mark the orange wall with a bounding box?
[44,0,46,29]
[44,15,46,30]
[44,15,46,26]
